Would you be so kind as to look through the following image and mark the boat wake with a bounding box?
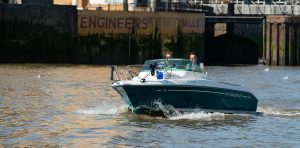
[76,102,127,115]
[135,100,228,120]
[257,106,300,117]
[168,112,226,121]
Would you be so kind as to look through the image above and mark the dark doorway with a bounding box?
[205,34,259,65]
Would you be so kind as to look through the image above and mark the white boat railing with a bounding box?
[110,64,216,81]
[110,65,143,81]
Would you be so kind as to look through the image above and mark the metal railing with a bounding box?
[110,64,216,81]
[190,0,298,5]
[110,65,143,81]
[126,0,299,15]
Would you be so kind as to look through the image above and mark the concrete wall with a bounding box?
[0,4,205,64]
[78,11,204,35]
[0,3,77,63]
[265,15,300,66]
[77,11,205,64]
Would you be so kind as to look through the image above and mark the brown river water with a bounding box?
[1,64,300,147]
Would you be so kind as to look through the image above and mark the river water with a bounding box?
[0,64,300,147]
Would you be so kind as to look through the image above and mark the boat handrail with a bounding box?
[111,65,143,81]
[110,64,216,81]
[205,72,216,81]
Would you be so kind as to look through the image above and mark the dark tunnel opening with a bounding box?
[205,34,259,65]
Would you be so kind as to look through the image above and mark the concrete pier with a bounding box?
[264,16,300,66]
[1,1,300,66]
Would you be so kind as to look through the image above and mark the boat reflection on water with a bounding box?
[111,59,258,116]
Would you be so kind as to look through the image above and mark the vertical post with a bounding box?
[124,0,128,11]
[242,1,244,14]
[150,0,156,11]
[204,22,215,63]
[265,22,271,65]
[263,17,266,64]
[226,23,235,35]
[227,2,234,15]
[285,23,290,65]
[289,23,295,65]
[297,24,300,65]
[293,23,298,65]
[278,23,287,65]
[271,23,278,65]
[276,23,280,65]
[0,8,3,41]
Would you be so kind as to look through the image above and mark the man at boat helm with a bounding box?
[157,51,174,78]
[187,52,205,73]
[162,51,173,66]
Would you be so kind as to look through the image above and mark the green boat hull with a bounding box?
[113,84,258,115]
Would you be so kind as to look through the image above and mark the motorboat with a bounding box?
[111,59,258,115]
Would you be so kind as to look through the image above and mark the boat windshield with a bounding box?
[142,59,202,72]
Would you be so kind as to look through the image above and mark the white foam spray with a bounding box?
[169,111,225,121]
[152,100,226,120]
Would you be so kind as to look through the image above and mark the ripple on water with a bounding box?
[1,65,300,147]
[76,102,127,115]
[257,106,300,117]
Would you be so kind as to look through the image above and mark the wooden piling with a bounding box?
[265,22,271,65]
[288,23,295,66]
[297,24,300,65]
[271,23,278,65]
[265,15,300,66]
[278,23,287,66]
